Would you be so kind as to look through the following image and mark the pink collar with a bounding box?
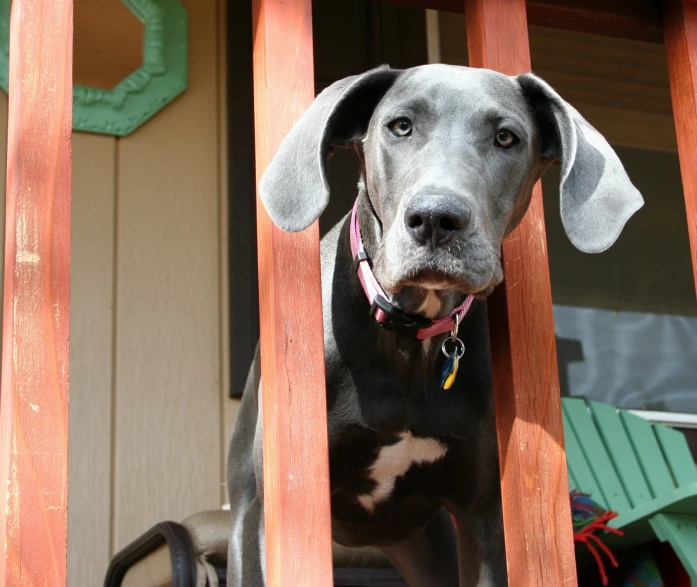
[350,199,474,340]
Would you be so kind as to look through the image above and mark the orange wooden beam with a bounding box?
[464,0,577,585]
[0,0,73,584]
[664,0,697,300]
[251,0,334,586]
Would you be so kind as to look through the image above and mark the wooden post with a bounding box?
[464,1,577,585]
[0,0,73,584]
[251,0,334,586]
[664,0,697,298]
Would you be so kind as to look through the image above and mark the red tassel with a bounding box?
[578,534,610,586]
[574,510,624,586]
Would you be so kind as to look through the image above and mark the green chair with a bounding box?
[563,397,697,583]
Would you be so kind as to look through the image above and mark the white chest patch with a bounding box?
[357,432,447,513]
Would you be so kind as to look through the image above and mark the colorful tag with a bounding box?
[440,353,459,390]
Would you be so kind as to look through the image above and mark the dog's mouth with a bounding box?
[401,269,467,292]
[372,231,504,299]
[385,268,499,298]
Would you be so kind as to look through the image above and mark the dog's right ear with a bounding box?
[259,66,402,232]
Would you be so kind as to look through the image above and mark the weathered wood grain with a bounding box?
[0,0,73,584]
[252,0,334,585]
[664,1,697,300]
[464,0,577,584]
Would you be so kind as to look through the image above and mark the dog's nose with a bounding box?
[404,196,471,246]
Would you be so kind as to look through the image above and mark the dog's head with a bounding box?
[260,65,643,301]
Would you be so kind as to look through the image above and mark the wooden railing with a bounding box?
[665,1,697,299]
[1,0,697,585]
[0,0,73,584]
[252,0,334,585]
[464,1,576,583]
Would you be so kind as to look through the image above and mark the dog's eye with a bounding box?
[495,129,518,148]
[389,118,412,137]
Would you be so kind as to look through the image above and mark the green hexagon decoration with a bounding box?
[0,0,188,137]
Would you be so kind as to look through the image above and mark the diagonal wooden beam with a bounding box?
[664,0,697,300]
[464,1,577,585]
[251,0,334,585]
[0,0,73,584]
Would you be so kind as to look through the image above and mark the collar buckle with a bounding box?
[352,251,371,273]
[369,294,433,336]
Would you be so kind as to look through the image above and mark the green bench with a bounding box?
[563,397,697,582]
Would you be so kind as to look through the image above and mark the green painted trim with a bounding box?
[0,0,188,137]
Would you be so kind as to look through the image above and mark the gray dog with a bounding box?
[226,64,643,587]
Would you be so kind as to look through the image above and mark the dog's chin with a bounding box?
[382,268,499,298]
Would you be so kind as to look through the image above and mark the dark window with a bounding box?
[547,148,697,414]
[227,0,258,398]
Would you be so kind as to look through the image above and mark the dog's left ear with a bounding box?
[517,73,644,253]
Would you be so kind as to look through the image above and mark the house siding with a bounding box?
[0,0,237,584]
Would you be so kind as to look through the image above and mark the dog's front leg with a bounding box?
[456,507,507,587]
[227,439,267,587]
[380,507,459,587]
[227,353,268,587]
[227,496,266,587]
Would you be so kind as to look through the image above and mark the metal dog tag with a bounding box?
[440,352,459,390]
[440,314,465,390]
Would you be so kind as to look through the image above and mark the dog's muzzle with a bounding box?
[350,198,474,340]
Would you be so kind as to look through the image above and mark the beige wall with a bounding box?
[0,0,239,584]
